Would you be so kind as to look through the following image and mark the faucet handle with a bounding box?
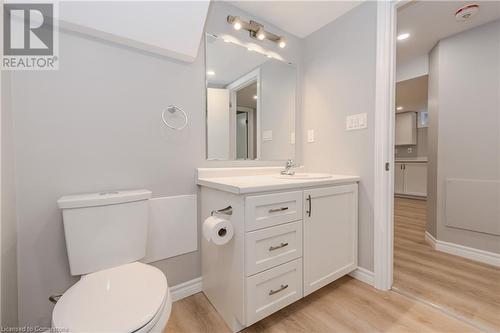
[286,159,297,168]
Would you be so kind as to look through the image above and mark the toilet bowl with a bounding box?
[52,262,172,333]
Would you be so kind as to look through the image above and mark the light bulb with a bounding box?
[256,27,266,40]
[278,37,286,48]
[396,106,403,111]
[233,17,242,31]
[397,33,410,41]
[207,70,215,76]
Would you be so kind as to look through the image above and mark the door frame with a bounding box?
[373,0,410,290]
[226,68,261,160]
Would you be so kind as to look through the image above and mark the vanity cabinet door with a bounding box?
[303,185,358,296]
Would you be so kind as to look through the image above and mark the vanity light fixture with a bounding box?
[227,15,286,48]
[397,33,410,41]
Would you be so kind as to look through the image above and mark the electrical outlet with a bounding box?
[307,129,315,143]
[407,147,413,153]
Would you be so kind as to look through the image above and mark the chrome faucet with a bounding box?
[281,159,297,176]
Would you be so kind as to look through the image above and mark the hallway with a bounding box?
[393,198,500,332]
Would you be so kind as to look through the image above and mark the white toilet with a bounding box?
[52,190,172,333]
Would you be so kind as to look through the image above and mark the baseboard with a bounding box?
[424,231,437,249]
[425,231,500,267]
[349,267,374,286]
[170,277,203,302]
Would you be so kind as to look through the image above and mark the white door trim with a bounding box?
[373,0,395,291]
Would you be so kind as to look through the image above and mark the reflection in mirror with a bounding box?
[205,33,296,161]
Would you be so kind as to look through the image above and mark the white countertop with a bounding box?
[395,157,427,163]
[197,174,360,194]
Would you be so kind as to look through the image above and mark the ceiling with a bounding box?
[228,1,363,38]
[397,1,500,65]
[237,83,257,109]
[396,75,428,113]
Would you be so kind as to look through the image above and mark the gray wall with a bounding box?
[4,1,301,327]
[396,127,428,158]
[301,2,377,271]
[1,71,18,327]
[428,20,500,251]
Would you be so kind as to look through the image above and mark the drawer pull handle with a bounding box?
[268,207,289,213]
[269,284,289,296]
[269,242,289,251]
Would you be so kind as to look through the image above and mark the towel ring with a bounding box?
[162,105,188,130]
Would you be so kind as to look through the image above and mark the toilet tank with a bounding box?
[57,189,152,275]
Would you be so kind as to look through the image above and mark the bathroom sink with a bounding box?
[274,173,332,180]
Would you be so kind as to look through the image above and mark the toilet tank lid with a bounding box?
[57,189,152,209]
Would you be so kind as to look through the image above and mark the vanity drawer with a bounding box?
[245,191,302,231]
[245,258,303,325]
[245,221,302,276]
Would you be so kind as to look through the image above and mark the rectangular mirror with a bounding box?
[205,33,296,161]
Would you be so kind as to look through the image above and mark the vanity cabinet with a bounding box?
[303,185,358,296]
[199,178,358,332]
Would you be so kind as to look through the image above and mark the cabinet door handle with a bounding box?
[269,242,289,251]
[268,207,289,213]
[269,284,288,296]
[306,195,312,217]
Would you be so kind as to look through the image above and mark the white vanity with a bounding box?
[197,167,359,332]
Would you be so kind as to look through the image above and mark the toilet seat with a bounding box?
[52,262,169,333]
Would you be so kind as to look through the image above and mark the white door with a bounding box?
[394,163,405,194]
[404,163,427,197]
[236,112,248,159]
[303,185,358,296]
[207,88,229,159]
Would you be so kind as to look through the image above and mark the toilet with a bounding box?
[52,190,172,332]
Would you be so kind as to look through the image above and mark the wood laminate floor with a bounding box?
[165,277,477,333]
[393,197,500,332]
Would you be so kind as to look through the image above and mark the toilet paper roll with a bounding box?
[203,215,234,245]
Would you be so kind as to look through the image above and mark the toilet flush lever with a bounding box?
[49,293,63,304]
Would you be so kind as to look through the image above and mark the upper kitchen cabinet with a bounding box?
[59,1,210,62]
[395,112,417,146]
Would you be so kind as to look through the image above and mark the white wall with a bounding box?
[1,72,18,327]
[4,1,302,326]
[428,20,500,251]
[302,2,377,271]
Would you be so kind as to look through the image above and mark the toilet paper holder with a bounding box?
[211,205,233,216]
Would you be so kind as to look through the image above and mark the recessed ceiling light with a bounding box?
[247,47,253,52]
[396,106,403,111]
[253,95,258,99]
[397,33,410,41]
[267,54,272,58]
[207,70,215,76]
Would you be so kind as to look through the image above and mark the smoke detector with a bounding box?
[455,4,479,21]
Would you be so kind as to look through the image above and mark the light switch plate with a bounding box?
[346,113,368,130]
[307,129,314,143]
